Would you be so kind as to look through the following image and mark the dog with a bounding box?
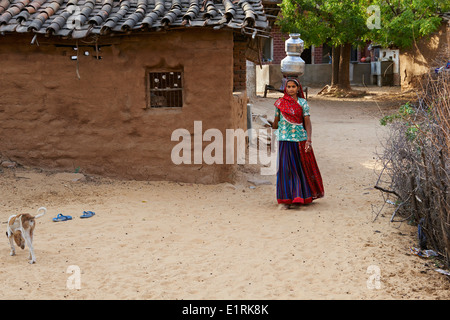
[6,207,47,264]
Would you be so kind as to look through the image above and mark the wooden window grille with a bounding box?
[148,71,183,108]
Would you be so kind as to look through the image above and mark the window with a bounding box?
[301,47,311,64]
[262,37,273,63]
[322,43,332,64]
[147,71,183,108]
[350,46,358,62]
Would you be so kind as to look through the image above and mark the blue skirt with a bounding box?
[277,140,324,204]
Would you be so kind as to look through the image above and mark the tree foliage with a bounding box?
[276,0,448,92]
[368,0,449,49]
[277,0,370,91]
[278,0,449,50]
[277,0,368,49]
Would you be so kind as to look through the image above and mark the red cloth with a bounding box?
[298,140,324,199]
[274,82,306,125]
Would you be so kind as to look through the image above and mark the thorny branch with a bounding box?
[372,69,450,268]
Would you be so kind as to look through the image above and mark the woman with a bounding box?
[271,78,324,209]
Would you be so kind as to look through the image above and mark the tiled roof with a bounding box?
[0,0,269,39]
[441,12,450,21]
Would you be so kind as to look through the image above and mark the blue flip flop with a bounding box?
[80,211,95,219]
[53,213,72,222]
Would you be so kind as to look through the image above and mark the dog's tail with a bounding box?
[35,207,47,219]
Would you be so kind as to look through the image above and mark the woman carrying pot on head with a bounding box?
[271,78,324,210]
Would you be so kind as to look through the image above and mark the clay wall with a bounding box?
[400,22,449,90]
[0,29,247,183]
[233,34,247,91]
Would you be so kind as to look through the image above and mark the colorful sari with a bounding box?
[277,140,324,204]
[275,79,324,205]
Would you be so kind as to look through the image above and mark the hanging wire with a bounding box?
[76,40,81,80]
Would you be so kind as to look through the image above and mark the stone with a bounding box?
[248,179,272,186]
[53,172,86,183]
[1,161,17,168]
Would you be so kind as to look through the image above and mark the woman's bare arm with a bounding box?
[271,115,280,129]
[303,115,312,152]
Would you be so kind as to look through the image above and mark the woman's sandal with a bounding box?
[80,211,95,219]
[53,213,72,222]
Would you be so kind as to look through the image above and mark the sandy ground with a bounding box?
[1,86,449,300]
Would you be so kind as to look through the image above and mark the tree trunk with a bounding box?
[337,43,352,91]
[323,43,353,95]
[331,45,340,87]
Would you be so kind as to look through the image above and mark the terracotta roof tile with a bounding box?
[0,0,269,38]
[441,12,449,21]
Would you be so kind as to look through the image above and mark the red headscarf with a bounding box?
[274,78,305,125]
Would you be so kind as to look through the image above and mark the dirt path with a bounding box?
[1,87,449,299]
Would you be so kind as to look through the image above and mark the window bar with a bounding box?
[148,71,183,108]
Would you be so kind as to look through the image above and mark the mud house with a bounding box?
[0,0,270,183]
[399,12,449,89]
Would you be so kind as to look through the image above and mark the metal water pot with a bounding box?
[281,33,305,77]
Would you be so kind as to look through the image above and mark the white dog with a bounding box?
[6,207,47,264]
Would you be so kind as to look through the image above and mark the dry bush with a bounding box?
[374,69,449,268]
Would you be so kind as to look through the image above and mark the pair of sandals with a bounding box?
[53,211,95,222]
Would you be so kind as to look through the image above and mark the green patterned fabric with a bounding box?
[274,98,310,142]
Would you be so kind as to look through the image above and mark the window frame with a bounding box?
[145,68,184,110]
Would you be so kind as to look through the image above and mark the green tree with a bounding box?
[277,0,449,93]
[277,0,369,92]
[368,0,449,49]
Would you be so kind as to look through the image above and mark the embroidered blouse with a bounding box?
[274,98,310,142]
